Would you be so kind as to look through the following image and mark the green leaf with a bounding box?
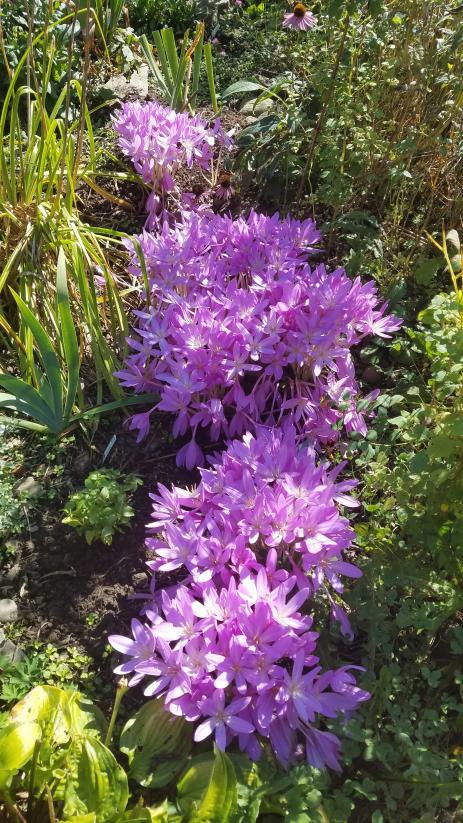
[177,749,237,822]
[11,686,106,745]
[0,379,59,430]
[204,43,218,114]
[70,392,159,423]
[141,34,170,98]
[221,80,265,100]
[0,721,41,789]
[110,804,169,822]
[414,255,441,285]
[10,289,63,422]
[56,247,80,420]
[60,737,128,820]
[120,699,191,788]
[161,27,180,85]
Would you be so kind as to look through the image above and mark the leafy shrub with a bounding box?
[225,0,463,269]
[127,0,198,36]
[63,469,141,545]
[0,1,75,104]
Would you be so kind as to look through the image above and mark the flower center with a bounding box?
[294,3,307,17]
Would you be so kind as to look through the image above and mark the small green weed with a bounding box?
[63,468,141,545]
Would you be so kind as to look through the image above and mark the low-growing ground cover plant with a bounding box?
[63,468,141,545]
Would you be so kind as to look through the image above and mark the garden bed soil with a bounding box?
[0,418,192,663]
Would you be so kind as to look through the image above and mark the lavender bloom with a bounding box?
[116,208,401,463]
[110,426,370,770]
[113,102,232,226]
[107,103,403,771]
[194,693,253,750]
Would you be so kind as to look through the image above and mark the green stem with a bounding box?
[105,681,129,749]
[297,10,351,204]
[46,786,56,823]
[27,738,42,818]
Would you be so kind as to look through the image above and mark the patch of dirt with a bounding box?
[2,415,195,663]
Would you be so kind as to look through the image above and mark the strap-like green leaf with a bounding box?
[10,289,63,422]
[0,378,59,430]
[161,27,180,84]
[204,43,219,113]
[56,248,80,420]
[70,393,159,423]
[191,24,205,106]
[148,32,172,96]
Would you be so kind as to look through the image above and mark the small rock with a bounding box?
[74,452,92,477]
[0,635,24,663]
[16,476,42,498]
[132,571,148,589]
[101,65,149,101]
[362,365,382,386]
[0,598,18,623]
[5,564,21,583]
[240,97,274,116]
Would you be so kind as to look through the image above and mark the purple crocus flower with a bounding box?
[194,693,254,750]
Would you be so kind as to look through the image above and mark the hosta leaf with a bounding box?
[60,737,128,821]
[120,699,191,788]
[0,721,41,789]
[177,748,237,822]
[10,685,70,745]
[10,686,105,743]
[109,803,170,822]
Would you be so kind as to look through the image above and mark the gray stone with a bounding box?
[101,65,149,101]
[0,598,18,623]
[5,564,21,583]
[0,634,24,663]
[132,571,148,589]
[240,97,274,116]
[16,476,42,497]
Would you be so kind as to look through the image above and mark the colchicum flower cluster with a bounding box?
[114,101,231,227]
[111,102,401,772]
[116,208,401,466]
[110,426,369,768]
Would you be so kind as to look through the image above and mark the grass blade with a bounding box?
[204,43,219,113]
[9,290,63,422]
[56,248,80,420]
